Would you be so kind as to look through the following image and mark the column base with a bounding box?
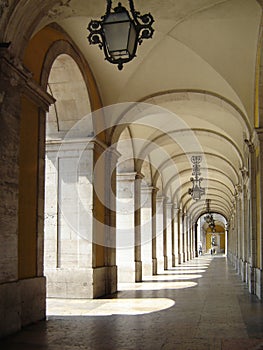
[152,258,157,275]
[248,264,256,295]
[94,266,117,297]
[0,277,46,338]
[172,254,175,267]
[178,253,184,264]
[46,266,117,298]
[240,259,246,282]
[135,261,142,282]
[245,261,249,284]
[164,255,168,270]
[255,268,263,300]
[187,251,191,261]
[20,277,46,326]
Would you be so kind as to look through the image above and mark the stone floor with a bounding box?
[1,255,263,349]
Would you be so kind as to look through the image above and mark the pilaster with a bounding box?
[0,48,54,337]
[141,184,154,277]
[151,187,159,275]
[165,201,173,269]
[178,210,184,264]
[247,138,257,294]
[116,171,143,282]
[156,196,165,272]
[172,207,179,266]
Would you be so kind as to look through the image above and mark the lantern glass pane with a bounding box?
[103,12,131,59]
[127,22,137,56]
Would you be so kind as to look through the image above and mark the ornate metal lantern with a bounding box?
[87,0,154,70]
[204,199,216,232]
[188,156,205,201]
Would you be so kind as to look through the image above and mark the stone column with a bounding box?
[193,222,197,258]
[189,218,194,259]
[116,171,143,282]
[172,207,179,266]
[134,173,143,282]
[239,169,249,283]
[151,187,159,275]
[194,222,198,258]
[104,146,120,294]
[243,186,249,284]
[45,140,113,298]
[156,196,164,272]
[116,172,137,282]
[0,50,22,337]
[246,140,257,294]
[184,213,188,261]
[163,198,168,270]
[235,188,242,275]
[0,48,53,337]
[255,130,263,298]
[141,185,153,277]
[165,201,173,269]
[178,210,184,264]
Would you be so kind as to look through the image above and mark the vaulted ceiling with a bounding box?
[2,0,262,220]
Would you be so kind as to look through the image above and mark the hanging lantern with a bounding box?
[188,156,205,201]
[87,0,154,70]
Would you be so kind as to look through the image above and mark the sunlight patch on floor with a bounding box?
[118,281,198,290]
[47,297,175,316]
[142,274,203,280]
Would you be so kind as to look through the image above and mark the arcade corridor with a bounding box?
[1,255,263,350]
[2,0,263,347]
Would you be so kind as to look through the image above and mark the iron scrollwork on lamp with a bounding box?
[188,156,205,201]
[87,0,154,70]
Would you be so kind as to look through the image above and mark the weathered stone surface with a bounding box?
[46,268,94,298]
[20,277,46,327]
[0,281,20,338]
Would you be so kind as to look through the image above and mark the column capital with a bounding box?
[173,206,179,213]
[0,48,55,111]
[156,195,165,203]
[117,172,137,181]
[105,145,121,161]
[234,184,242,198]
[135,172,144,180]
[240,167,249,180]
[255,127,263,142]
[152,186,159,194]
[244,138,255,153]
[165,201,173,208]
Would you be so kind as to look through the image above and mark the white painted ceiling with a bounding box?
[18,0,262,220]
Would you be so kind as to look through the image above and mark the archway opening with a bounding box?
[44,53,94,298]
[197,213,227,256]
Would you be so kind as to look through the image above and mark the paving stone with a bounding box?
[1,256,263,349]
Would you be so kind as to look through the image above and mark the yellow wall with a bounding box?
[220,234,225,250]
[206,233,212,251]
[206,229,225,252]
